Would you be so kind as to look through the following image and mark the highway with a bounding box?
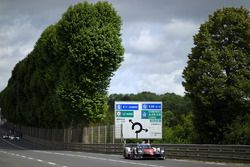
[0,136,249,167]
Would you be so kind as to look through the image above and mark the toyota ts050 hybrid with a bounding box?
[123,143,165,160]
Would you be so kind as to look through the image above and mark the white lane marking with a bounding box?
[76,151,120,157]
[0,150,65,166]
[0,150,6,154]
[171,158,227,166]
[34,150,164,167]
[48,162,57,165]
[71,151,119,157]
[54,152,65,156]
[76,152,82,154]
[0,139,67,167]
[205,162,227,166]
[109,154,120,157]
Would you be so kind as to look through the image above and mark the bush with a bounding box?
[224,114,250,144]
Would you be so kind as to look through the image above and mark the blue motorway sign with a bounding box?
[116,104,139,110]
[142,103,161,110]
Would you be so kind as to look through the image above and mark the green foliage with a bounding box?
[162,93,192,127]
[163,110,174,127]
[183,7,250,143]
[0,2,124,128]
[155,113,195,144]
[224,114,250,144]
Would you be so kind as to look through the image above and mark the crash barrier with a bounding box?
[24,135,250,163]
[154,144,250,163]
[24,135,123,154]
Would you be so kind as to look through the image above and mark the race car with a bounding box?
[2,133,10,139]
[2,131,22,140]
[9,134,21,140]
[123,143,136,159]
[123,143,165,160]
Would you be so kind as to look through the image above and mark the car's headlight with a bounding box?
[138,149,143,153]
[161,149,165,153]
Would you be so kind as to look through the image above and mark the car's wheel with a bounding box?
[159,156,166,160]
[123,150,128,159]
[130,152,134,160]
[123,151,127,159]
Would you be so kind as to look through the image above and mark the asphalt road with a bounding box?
[0,135,249,167]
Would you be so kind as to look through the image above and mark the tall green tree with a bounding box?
[0,2,124,128]
[55,2,124,126]
[183,7,250,143]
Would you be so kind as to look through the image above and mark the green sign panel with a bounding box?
[116,111,134,117]
[141,110,161,119]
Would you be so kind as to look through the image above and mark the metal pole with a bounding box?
[98,126,100,144]
[112,125,115,144]
[121,124,123,142]
[63,128,65,143]
[91,126,93,144]
[104,125,107,144]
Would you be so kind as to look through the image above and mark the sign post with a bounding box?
[115,101,162,139]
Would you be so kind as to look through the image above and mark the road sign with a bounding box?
[115,101,162,139]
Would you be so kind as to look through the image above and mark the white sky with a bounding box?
[0,0,250,95]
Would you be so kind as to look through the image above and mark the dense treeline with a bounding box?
[0,2,124,128]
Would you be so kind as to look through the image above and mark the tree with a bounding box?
[55,2,124,126]
[0,2,124,128]
[158,113,195,144]
[183,7,250,143]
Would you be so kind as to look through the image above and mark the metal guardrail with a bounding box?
[24,135,123,153]
[154,144,250,163]
[24,135,250,163]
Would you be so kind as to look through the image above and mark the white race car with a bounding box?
[123,143,165,160]
[9,135,21,140]
[2,134,10,139]
[123,143,137,159]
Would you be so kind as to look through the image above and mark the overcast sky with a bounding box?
[1,0,250,96]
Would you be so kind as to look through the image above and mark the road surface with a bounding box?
[0,134,249,167]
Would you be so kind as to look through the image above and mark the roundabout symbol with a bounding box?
[129,119,148,138]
